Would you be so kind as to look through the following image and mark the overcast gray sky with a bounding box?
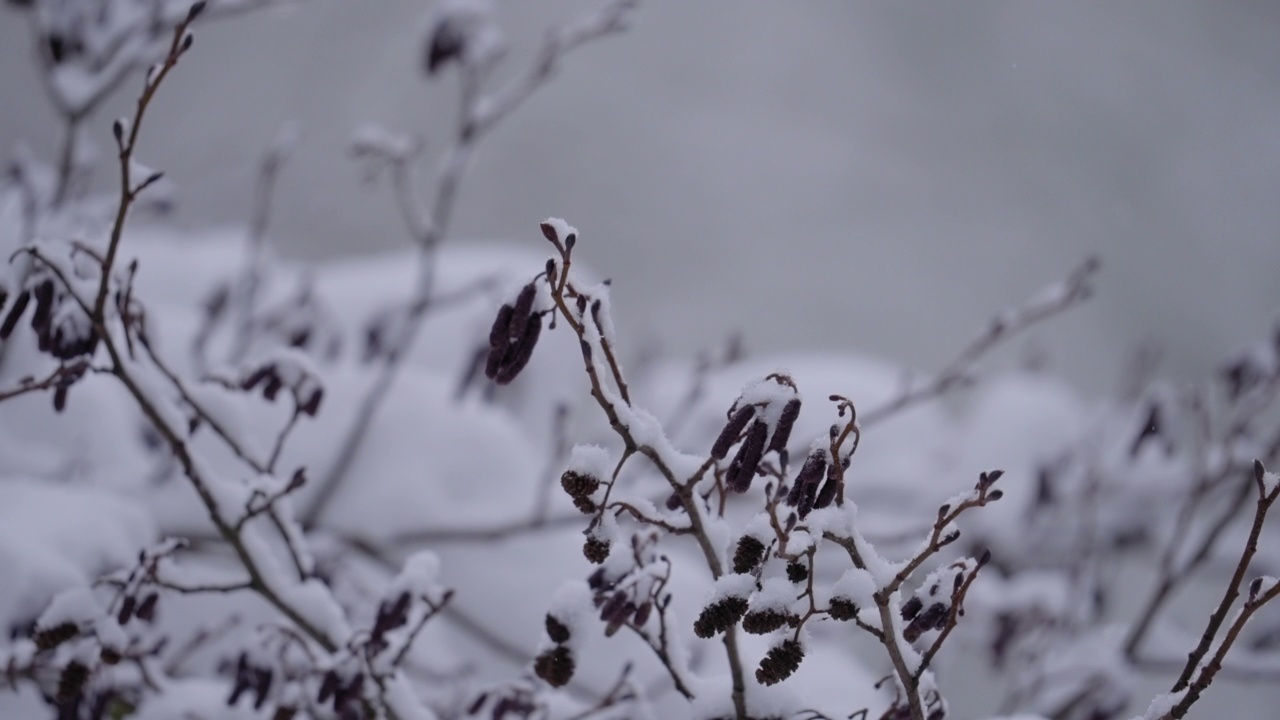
[3,1,1279,393]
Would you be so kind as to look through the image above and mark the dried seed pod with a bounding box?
[755,639,804,686]
[786,561,808,584]
[726,420,768,493]
[583,536,610,564]
[534,645,575,687]
[571,495,596,514]
[711,405,755,459]
[560,470,599,499]
[52,384,69,413]
[693,597,748,639]
[33,622,79,651]
[827,597,859,621]
[732,536,766,575]
[742,609,790,635]
[545,614,571,644]
[766,398,802,454]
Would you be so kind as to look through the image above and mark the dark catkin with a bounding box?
[901,596,924,621]
[317,671,340,704]
[30,280,53,332]
[117,596,137,625]
[786,561,808,584]
[904,602,950,642]
[766,398,802,454]
[533,645,574,687]
[583,536,610,564]
[665,492,684,512]
[742,609,790,635]
[240,365,273,392]
[633,601,653,627]
[488,304,514,352]
[425,12,466,75]
[509,283,537,332]
[812,473,839,512]
[494,314,542,385]
[0,289,30,338]
[135,592,158,622]
[798,477,820,519]
[571,495,596,514]
[598,591,629,624]
[755,639,804,686]
[827,597,859,621]
[33,622,79,651]
[711,405,755,459]
[727,420,768,493]
[262,375,283,402]
[693,597,748,639]
[545,614,571,643]
[603,601,636,637]
[787,449,826,507]
[56,660,90,708]
[732,536,766,575]
[560,470,599,499]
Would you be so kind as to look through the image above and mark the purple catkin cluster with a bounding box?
[711,384,801,494]
[485,283,542,385]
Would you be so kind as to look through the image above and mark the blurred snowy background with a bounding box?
[3,2,1280,719]
[4,0,1278,394]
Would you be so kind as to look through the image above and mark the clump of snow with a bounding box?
[749,577,798,614]
[565,444,613,482]
[830,567,877,613]
[389,550,444,600]
[706,573,756,604]
[544,580,593,651]
[0,480,155,631]
[541,217,579,246]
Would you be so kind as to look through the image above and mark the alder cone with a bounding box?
[533,646,574,687]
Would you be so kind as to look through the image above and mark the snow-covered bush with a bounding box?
[2,2,1279,720]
